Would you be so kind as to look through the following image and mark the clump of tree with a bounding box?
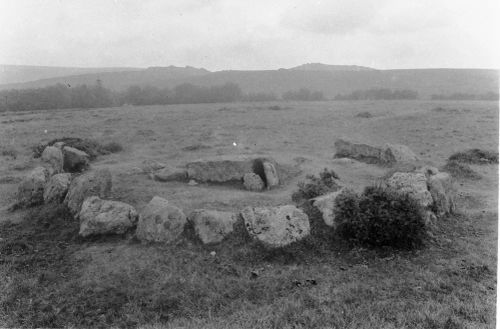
[0,80,113,112]
[0,81,285,112]
[334,88,418,100]
[430,92,498,101]
[282,88,325,101]
[241,92,278,102]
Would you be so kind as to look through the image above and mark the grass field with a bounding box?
[0,100,498,328]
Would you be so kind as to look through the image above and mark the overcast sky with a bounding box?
[1,0,499,70]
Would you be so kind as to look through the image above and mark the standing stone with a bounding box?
[136,196,187,243]
[263,161,279,188]
[381,144,419,164]
[63,146,90,172]
[64,168,112,215]
[187,209,237,244]
[428,172,455,216]
[16,167,49,207]
[241,205,310,248]
[312,188,345,228]
[41,146,64,174]
[43,173,71,203]
[78,196,138,237]
[386,172,433,208]
[243,173,265,191]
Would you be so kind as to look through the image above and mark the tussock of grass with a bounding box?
[449,149,498,164]
[102,141,124,153]
[0,146,18,158]
[182,144,212,152]
[442,160,481,180]
[355,111,373,118]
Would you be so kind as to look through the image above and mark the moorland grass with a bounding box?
[0,203,495,328]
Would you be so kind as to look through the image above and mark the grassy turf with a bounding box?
[0,201,495,328]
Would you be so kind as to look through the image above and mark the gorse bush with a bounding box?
[292,169,341,236]
[442,160,481,180]
[334,186,427,249]
[448,149,498,164]
[291,169,340,204]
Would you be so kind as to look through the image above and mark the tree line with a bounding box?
[0,81,329,112]
[430,92,499,101]
[334,88,419,100]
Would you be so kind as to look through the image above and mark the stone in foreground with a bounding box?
[241,205,310,248]
[243,173,265,191]
[386,172,433,208]
[16,167,49,207]
[312,188,345,228]
[136,196,187,243]
[64,168,112,215]
[188,209,237,244]
[63,146,90,172]
[43,173,71,203]
[41,146,64,174]
[78,196,138,237]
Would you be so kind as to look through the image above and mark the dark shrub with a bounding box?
[442,160,481,180]
[334,186,427,249]
[291,169,340,203]
[449,149,498,164]
[292,169,341,236]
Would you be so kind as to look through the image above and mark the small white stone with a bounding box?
[210,251,216,257]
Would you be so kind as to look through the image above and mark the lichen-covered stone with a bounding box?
[136,196,187,243]
[243,173,265,191]
[43,173,71,203]
[64,168,112,215]
[78,196,138,237]
[241,205,310,248]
